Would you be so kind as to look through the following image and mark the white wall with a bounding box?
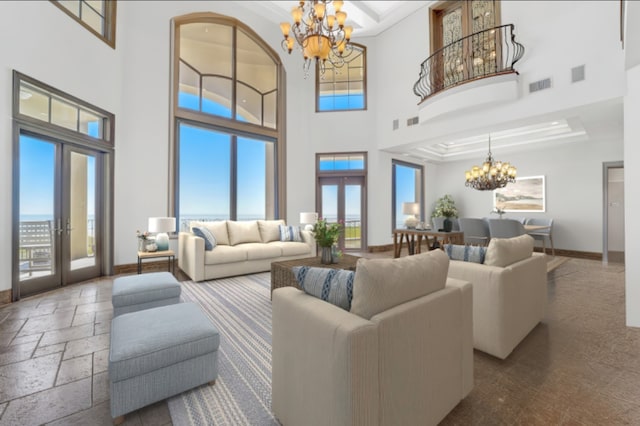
[0,1,123,293]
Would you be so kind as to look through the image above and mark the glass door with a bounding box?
[16,132,102,298]
[318,176,365,251]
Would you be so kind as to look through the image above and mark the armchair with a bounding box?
[272,251,473,426]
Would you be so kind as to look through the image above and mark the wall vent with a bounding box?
[407,116,419,126]
[529,78,552,93]
[392,119,399,130]
[572,65,585,82]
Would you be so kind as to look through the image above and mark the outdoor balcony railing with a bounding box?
[413,24,525,103]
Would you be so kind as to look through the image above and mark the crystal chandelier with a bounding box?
[464,136,517,191]
[279,0,354,75]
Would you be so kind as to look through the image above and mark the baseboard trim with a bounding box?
[0,289,11,306]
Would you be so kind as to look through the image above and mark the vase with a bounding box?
[321,246,332,265]
[331,245,340,264]
[443,218,453,232]
[137,238,146,252]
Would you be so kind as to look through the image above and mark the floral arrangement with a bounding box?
[312,218,343,247]
[136,230,150,240]
[431,194,459,218]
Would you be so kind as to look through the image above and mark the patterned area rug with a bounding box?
[167,273,279,426]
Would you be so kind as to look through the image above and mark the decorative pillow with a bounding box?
[227,221,262,245]
[192,227,217,251]
[350,250,449,320]
[444,244,486,264]
[258,220,286,243]
[191,220,229,246]
[279,225,303,242]
[292,266,355,311]
[484,234,534,267]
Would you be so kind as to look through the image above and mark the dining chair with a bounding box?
[525,218,555,256]
[458,218,490,246]
[488,218,526,239]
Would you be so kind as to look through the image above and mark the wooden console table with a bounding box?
[393,229,464,258]
[137,250,175,274]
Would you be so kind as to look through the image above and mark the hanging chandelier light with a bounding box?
[464,135,517,191]
[279,0,354,76]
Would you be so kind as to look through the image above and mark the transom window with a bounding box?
[16,73,113,145]
[318,153,366,171]
[316,43,366,112]
[172,13,285,230]
[50,0,116,48]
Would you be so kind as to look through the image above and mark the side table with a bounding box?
[137,250,175,275]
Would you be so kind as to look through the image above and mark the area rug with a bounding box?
[167,273,279,426]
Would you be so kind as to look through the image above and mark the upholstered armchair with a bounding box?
[272,250,473,426]
[447,234,547,359]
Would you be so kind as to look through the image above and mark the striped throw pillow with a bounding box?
[292,266,355,311]
[279,225,303,242]
[192,227,217,251]
[444,244,486,264]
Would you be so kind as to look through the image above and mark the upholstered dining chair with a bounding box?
[525,218,555,256]
[488,218,526,239]
[458,218,491,246]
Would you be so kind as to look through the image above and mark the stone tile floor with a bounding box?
[0,257,637,425]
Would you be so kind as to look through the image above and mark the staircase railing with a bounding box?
[413,24,525,103]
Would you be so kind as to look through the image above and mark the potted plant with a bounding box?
[312,218,343,264]
[431,194,459,232]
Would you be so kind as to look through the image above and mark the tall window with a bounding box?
[50,0,117,48]
[172,13,284,230]
[392,160,424,230]
[316,43,366,112]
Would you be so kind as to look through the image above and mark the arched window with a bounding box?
[316,43,367,112]
[170,13,286,230]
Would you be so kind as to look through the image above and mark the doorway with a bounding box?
[317,176,366,251]
[603,162,624,264]
[15,132,103,298]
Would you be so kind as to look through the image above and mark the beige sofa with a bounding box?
[272,250,473,426]
[446,234,547,359]
[178,220,316,282]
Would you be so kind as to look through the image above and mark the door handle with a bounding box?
[66,218,73,236]
[53,218,63,236]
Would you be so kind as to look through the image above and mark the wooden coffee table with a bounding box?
[270,254,360,299]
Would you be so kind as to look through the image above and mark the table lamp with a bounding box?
[148,217,176,251]
[402,202,420,229]
[299,212,318,231]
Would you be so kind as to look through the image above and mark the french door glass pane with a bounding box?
[345,185,361,249]
[321,185,338,223]
[19,136,55,281]
[237,137,267,220]
[178,123,231,230]
[69,152,96,270]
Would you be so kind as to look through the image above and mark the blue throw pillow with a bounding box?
[279,225,303,242]
[444,244,486,264]
[292,266,355,311]
[192,227,217,251]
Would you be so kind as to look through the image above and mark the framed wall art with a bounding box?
[494,175,546,212]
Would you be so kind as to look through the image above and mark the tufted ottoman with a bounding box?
[109,302,220,424]
[112,272,181,317]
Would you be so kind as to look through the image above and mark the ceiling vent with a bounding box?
[407,116,419,126]
[393,119,399,130]
[572,65,585,83]
[529,78,552,93]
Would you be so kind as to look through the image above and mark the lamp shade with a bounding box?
[148,217,176,233]
[300,212,318,224]
[402,202,420,215]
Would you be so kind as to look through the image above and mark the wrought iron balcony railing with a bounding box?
[413,24,525,103]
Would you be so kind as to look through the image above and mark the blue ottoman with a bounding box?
[109,302,219,423]
[112,272,181,317]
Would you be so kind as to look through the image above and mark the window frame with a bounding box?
[50,0,117,49]
[315,43,367,113]
[170,13,286,226]
[392,159,425,232]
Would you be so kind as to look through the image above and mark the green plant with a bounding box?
[312,218,343,247]
[431,194,459,218]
